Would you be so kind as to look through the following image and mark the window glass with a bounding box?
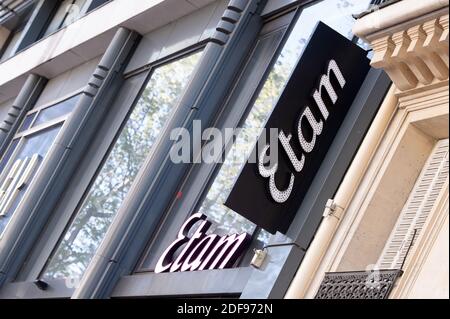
[197,0,371,242]
[33,95,79,127]
[42,51,203,281]
[43,0,89,37]
[0,125,62,233]
[13,126,61,161]
[61,0,89,27]
[0,139,19,172]
[18,114,36,133]
[199,29,287,237]
[0,94,79,236]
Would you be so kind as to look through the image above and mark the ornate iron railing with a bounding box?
[315,269,403,299]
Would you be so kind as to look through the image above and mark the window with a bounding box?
[43,0,90,37]
[0,94,80,236]
[42,50,203,281]
[378,139,449,269]
[138,0,372,271]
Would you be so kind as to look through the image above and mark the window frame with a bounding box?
[0,90,82,239]
[134,7,299,274]
[12,89,83,137]
[0,0,229,297]
[39,46,206,282]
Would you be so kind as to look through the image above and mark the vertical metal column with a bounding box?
[0,74,47,156]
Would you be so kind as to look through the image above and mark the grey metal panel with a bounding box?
[33,57,100,108]
[0,74,47,157]
[240,234,305,299]
[241,69,392,299]
[0,279,74,299]
[72,0,267,299]
[112,268,251,298]
[0,27,141,288]
[124,0,227,75]
[0,99,13,123]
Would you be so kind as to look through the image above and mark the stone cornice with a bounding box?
[353,0,449,95]
[353,0,448,39]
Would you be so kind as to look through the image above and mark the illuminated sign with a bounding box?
[155,213,250,273]
[225,22,371,234]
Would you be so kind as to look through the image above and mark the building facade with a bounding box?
[0,0,447,299]
[287,0,449,299]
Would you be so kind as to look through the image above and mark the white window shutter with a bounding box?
[378,139,449,269]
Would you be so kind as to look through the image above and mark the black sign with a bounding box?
[225,22,371,234]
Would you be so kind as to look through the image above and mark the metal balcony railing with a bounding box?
[315,269,403,299]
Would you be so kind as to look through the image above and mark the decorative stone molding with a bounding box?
[354,0,449,95]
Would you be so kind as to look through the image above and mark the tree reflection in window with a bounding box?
[199,0,370,242]
[43,51,203,281]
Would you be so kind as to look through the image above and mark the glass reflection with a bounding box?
[43,51,203,281]
[33,95,80,127]
[18,114,36,133]
[0,125,62,235]
[0,139,19,172]
[43,0,89,37]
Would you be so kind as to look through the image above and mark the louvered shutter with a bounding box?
[378,139,449,269]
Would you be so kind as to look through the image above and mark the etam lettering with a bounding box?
[258,60,346,204]
[155,213,250,273]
